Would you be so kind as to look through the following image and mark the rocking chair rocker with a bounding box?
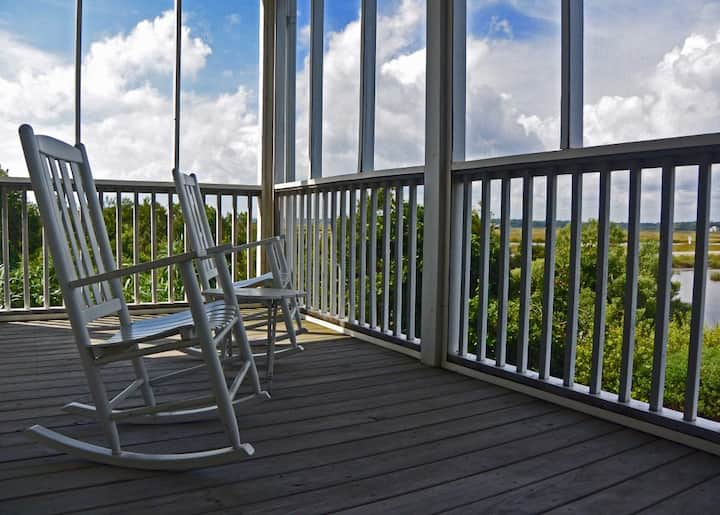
[19,124,269,470]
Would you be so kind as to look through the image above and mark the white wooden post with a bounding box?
[309,0,324,178]
[274,0,287,184]
[74,0,82,145]
[259,0,277,247]
[173,0,182,173]
[421,0,455,367]
[561,0,583,149]
[452,0,466,162]
[358,0,377,173]
[447,0,467,357]
[286,0,297,182]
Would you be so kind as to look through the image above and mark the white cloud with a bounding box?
[2,1,719,223]
[0,10,258,185]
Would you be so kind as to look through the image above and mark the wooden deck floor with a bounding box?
[1,318,720,514]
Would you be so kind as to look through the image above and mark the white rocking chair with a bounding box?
[173,170,305,356]
[19,124,269,470]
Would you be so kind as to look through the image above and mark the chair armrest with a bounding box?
[68,251,197,289]
[228,236,280,254]
[202,243,235,256]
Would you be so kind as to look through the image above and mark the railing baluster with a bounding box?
[517,174,533,374]
[394,185,404,337]
[322,190,329,313]
[539,173,558,380]
[590,167,611,394]
[370,187,378,329]
[115,192,122,268]
[650,162,676,413]
[306,192,313,306]
[349,188,357,322]
[382,184,391,333]
[476,179,491,361]
[449,180,465,355]
[167,191,174,303]
[297,192,305,294]
[313,191,320,310]
[563,172,583,386]
[685,159,712,421]
[231,194,238,281]
[150,193,157,305]
[407,183,419,342]
[460,179,472,355]
[42,225,50,308]
[21,191,30,309]
[496,178,511,367]
[216,194,222,245]
[619,164,642,403]
[2,188,9,310]
[287,194,295,286]
[359,187,367,325]
[330,190,338,315]
[133,191,140,304]
[247,195,253,279]
[339,189,347,319]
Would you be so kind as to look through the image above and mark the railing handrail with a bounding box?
[274,165,424,192]
[452,132,720,179]
[0,176,262,194]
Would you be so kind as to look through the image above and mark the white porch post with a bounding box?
[561,0,583,149]
[172,0,182,173]
[421,0,455,367]
[285,0,297,182]
[274,0,287,184]
[74,0,82,145]
[309,0,324,178]
[358,0,377,173]
[259,0,277,245]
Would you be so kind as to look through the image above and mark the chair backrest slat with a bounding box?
[268,237,292,289]
[45,156,94,305]
[57,159,105,304]
[70,160,114,302]
[20,125,128,330]
[174,170,219,289]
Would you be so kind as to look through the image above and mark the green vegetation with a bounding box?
[0,165,256,308]
[2,162,719,420]
[711,271,720,282]
[467,214,720,421]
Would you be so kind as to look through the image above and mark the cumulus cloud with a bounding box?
[1,1,718,223]
[0,10,258,185]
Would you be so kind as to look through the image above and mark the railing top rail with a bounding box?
[0,176,262,194]
[452,132,720,179]
[274,165,424,193]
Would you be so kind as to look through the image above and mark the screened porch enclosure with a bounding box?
[2,0,720,512]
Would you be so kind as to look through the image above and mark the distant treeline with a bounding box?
[498,220,717,231]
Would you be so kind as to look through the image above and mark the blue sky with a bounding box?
[0,0,718,221]
[0,0,549,96]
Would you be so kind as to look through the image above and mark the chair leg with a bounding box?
[280,297,298,349]
[80,349,122,454]
[234,318,264,395]
[201,340,243,450]
[291,297,304,331]
[131,355,156,407]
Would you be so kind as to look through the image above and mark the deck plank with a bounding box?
[0,318,719,514]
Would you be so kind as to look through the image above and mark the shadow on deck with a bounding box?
[1,318,719,514]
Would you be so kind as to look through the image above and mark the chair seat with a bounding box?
[98,301,237,348]
[233,272,273,289]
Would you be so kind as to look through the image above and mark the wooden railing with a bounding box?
[275,167,424,349]
[447,133,720,441]
[5,133,720,446]
[0,176,261,319]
